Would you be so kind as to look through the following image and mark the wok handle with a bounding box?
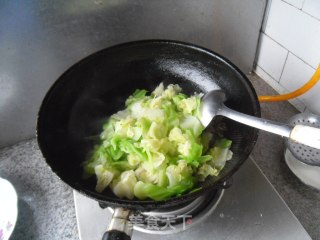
[102,230,131,240]
[102,207,133,240]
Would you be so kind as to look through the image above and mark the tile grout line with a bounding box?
[261,33,317,70]
[279,51,289,83]
[257,63,309,105]
[256,64,280,84]
[302,10,320,22]
[255,65,307,112]
[289,52,317,70]
[281,0,303,10]
[301,0,306,10]
[300,0,320,21]
[281,0,320,21]
[255,64,295,96]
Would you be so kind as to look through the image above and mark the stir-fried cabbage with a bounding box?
[83,83,233,201]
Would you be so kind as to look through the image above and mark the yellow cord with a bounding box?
[258,65,320,102]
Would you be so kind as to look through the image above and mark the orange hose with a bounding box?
[258,65,320,102]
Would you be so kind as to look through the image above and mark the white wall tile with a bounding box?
[303,0,320,20]
[264,0,320,68]
[256,33,288,81]
[255,65,306,111]
[283,0,305,9]
[280,53,320,114]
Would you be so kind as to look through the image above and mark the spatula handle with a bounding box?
[290,125,320,149]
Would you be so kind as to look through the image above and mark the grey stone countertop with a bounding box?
[0,73,319,240]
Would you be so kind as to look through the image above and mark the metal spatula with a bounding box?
[200,90,320,155]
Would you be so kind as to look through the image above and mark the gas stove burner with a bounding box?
[74,158,312,240]
[107,189,224,235]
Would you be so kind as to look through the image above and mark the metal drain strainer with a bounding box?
[286,112,320,166]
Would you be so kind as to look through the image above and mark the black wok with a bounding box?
[37,40,260,240]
